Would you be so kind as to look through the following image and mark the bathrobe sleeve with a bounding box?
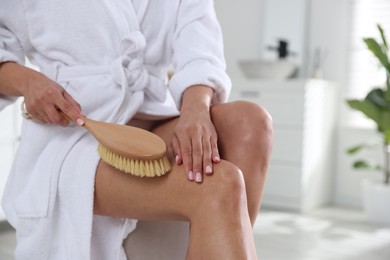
[0,23,25,110]
[169,0,232,110]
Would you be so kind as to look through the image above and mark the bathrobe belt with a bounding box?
[44,32,167,103]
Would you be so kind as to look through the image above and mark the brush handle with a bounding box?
[60,111,88,128]
[60,112,168,160]
[59,111,80,123]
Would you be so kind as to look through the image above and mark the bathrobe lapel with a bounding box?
[100,0,166,108]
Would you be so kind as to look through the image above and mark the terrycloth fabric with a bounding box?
[0,1,231,259]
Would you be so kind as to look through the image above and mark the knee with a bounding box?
[239,101,273,137]
[200,161,247,214]
[229,101,273,143]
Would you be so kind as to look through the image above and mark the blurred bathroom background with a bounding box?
[1,0,390,259]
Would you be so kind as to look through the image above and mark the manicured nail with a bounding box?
[188,171,194,181]
[205,165,213,175]
[213,155,220,162]
[195,172,202,183]
[76,118,85,126]
[175,155,180,165]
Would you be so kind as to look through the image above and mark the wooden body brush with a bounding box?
[65,114,171,177]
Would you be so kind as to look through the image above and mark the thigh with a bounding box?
[94,159,188,220]
[94,157,241,221]
[93,103,255,221]
[150,102,246,151]
[93,116,238,221]
[151,101,267,153]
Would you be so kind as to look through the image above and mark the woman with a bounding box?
[0,0,272,259]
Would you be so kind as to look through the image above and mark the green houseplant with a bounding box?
[346,24,390,224]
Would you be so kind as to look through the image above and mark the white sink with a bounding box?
[239,59,297,80]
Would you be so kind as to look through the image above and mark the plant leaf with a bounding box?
[365,88,389,109]
[347,99,382,127]
[378,24,388,50]
[387,75,390,100]
[353,159,381,171]
[364,38,390,72]
[385,129,390,144]
[387,75,390,102]
[347,144,365,154]
[382,110,390,128]
[347,142,381,154]
[382,111,390,144]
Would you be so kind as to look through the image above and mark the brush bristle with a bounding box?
[98,144,171,177]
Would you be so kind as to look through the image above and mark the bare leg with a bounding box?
[153,101,273,225]
[94,156,257,260]
[145,100,271,258]
[94,100,271,259]
[211,101,273,224]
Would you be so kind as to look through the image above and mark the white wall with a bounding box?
[260,0,309,76]
[215,0,378,210]
[307,0,350,83]
[214,0,351,82]
[214,0,264,83]
[335,127,383,208]
[309,0,382,209]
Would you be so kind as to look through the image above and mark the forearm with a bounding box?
[180,85,214,115]
[0,61,39,96]
[0,61,84,125]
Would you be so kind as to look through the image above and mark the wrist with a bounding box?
[181,85,213,114]
[181,102,210,117]
[0,62,37,96]
[19,66,43,96]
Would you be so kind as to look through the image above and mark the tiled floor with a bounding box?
[255,208,390,260]
[1,207,389,260]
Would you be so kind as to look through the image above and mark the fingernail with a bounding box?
[188,171,194,181]
[205,165,212,175]
[195,172,202,183]
[213,155,220,162]
[76,118,85,126]
[175,155,180,165]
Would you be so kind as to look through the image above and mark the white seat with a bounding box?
[124,220,189,260]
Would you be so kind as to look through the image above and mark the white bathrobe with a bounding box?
[0,0,231,259]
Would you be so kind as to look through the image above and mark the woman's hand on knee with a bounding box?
[171,110,221,183]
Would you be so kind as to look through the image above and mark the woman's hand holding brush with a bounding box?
[0,62,84,126]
